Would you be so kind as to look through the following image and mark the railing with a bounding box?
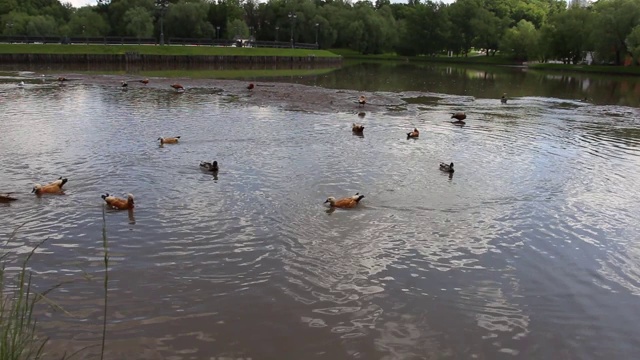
[0,35,320,49]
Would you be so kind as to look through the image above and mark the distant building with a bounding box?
[570,0,590,7]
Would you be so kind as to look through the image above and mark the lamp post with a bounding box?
[216,26,220,40]
[6,23,13,43]
[275,26,279,42]
[82,25,86,44]
[288,12,296,49]
[156,0,168,46]
[315,23,319,47]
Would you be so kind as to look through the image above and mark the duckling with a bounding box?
[101,193,134,210]
[121,80,128,88]
[158,136,180,145]
[451,112,466,121]
[32,177,68,195]
[324,193,365,209]
[200,160,219,172]
[439,162,454,173]
[170,84,184,92]
[501,93,507,104]
[357,111,366,118]
[352,123,365,134]
[0,193,18,203]
[407,128,419,139]
[247,83,255,90]
[139,78,149,85]
[358,95,366,107]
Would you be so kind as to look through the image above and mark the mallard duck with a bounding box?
[501,93,507,104]
[101,193,134,210]
[324,193,365,208]
[407,128,419,139]
[200,160,219,172]
[121,81,128,88]
[139,79,149,85]
[0,193,18,203]
[358,95,366,107]
[247,83,255,90]
[439,162,454,173]
[170,84,184,92]
[158,136,180,144]
[352,123,365,134]
[451,112,466,121]
[357,112,366,118]
[18,81,25,87]
[32,177,68,195]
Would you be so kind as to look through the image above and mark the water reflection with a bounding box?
[1,72,640,359]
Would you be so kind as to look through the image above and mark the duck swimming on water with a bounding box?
[407,128,419,139]
[352,123,365,134]
[158,136,181,145]
[501,93,507,104]
[439,162,454,173]
[200,160,219,172]
[324,193,365,209]
[32,177,68,195]
[101,193,135,210]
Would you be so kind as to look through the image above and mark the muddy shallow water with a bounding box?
[1,69,640,359]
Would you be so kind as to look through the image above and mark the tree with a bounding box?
[501,19,540,61]
[25,14,57,35]
[67,6,110,36]
[226,17,248,39]
[591,0,640,65]
[541,7,592,64]
[470,7,504,56]
[626,25,640,64]
[162,1,213,39]
[123,6,153,38]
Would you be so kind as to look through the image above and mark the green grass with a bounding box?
[55,67,339,79]
[529,63,640,76]
[0,44,340,58]
[1,229,48,360]
[329,48,517,65]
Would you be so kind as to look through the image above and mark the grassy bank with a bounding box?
[330,48,517,65]
[66,67,339,79]
[529,63,640,76]
[0,44,340,58]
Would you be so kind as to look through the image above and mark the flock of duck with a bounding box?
[3,77,510,211]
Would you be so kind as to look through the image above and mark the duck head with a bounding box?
[324,197,336,205]
[31,184,42,193]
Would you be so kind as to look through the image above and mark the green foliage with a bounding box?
[1,0,640,67]
[123,6,153,38]
[626,25,640,64]
[67,7,110,36]
[501,19,540,61]
[165,1,213,38]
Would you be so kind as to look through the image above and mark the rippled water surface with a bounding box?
[1,67,640,359]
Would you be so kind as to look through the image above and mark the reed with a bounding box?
[0,235,48,360]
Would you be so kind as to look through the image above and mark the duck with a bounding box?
[18,81,25,87]
[121,80,128,88]
[352,123,365,134]
[170,84,184,92]
[501,93,507,104]
[439,162,454,173]
[200,160,219,172]
[358,95,366,107]
[32,177,68,195]
[247,83,255,90]
[0,193,18,203]
[451,112,466,121]
[357,112,366,118]
[139,78,149,85]
[324,193,365,209]
[101,193,134,210]
[407,128,419,139]
[57,77,68,82]
[158,136,180,144]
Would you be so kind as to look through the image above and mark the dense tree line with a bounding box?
[1,0,640,65]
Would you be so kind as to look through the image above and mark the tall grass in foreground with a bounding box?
[0,231,48,360]
[0,213,111,360]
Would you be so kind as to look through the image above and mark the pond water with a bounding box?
[1,62,640,359]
